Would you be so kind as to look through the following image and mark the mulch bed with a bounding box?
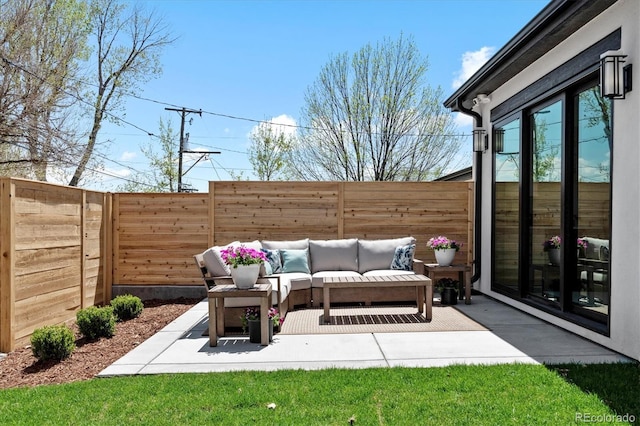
[0,298,201,390]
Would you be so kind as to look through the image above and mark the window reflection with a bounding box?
[494,119,520,293]
[529,101,563,304]
[574,87,611,319]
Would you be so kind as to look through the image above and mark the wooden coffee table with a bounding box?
[207,283,272,346]
[322,274,432,323]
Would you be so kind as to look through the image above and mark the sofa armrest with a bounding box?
[412,258,424,274]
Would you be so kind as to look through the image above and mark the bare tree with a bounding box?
[69,0,175,186]
[289,35,462,181]
[248,118,294,181]
[0,0,89,180]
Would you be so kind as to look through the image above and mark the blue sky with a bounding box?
[94,0,550,192]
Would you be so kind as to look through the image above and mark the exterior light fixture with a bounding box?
[473,129,487,152]
[600,50,632,99]
[493,128,505,153]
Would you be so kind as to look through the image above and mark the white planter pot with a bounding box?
[230,264,260,289]
[434,248,456,266]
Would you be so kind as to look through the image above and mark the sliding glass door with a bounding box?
[529,100,563,304]
[572,86,611,320]
[492,80,611,329]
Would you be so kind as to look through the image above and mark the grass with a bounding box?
[1,363,638,425]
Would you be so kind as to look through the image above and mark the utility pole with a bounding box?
[165,107,202,192]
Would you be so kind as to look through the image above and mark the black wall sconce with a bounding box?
[600,50,632,99]
[493,128,505,154]
[473,129,487,152]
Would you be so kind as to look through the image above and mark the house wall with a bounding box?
[474,0,640,360]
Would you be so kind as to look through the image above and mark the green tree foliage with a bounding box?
[289,34,463,181]
[118,117,179,192]
[248,119,294,181]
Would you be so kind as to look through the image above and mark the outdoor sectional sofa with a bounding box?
[194,236,423,328]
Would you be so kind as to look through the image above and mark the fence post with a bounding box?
[104,192,113,303]
[0,178,16,352]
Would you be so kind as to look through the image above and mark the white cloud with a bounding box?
[249,114,298,139]
[454,112,474,128]
[105,167,132,178]
[452,46,496,89]
[120,151,137,161]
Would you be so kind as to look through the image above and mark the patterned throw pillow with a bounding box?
[261,248,282,273]
[390,244,416,271]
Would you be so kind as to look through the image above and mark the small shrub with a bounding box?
[76,306,115,340]
[111,294,143,321]
[30,325,75,361]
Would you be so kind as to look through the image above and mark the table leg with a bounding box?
[416,285,424,314]
[323,286,331,323]
[260,295,269,346]
[216,298,225,337]
[464,270,471,304]
[208,296,217,347]
[425,283,433,320]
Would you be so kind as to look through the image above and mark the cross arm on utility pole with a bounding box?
[164,107,208,192]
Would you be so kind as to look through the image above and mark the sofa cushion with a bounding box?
[281,248,311,273]
[309,238,358,273]
[274,272,312,291]
[261,248,282,273]
[201,241,240,276]
[357,237,416,273]
[581,237,609,261]
[311,271,362,288]
[261,238,309,250]
[390,244,415,271]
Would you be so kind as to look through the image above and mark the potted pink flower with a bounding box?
[427,236,462,266]
[220,245,266,289]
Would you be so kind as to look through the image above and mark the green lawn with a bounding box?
[1,363,638,425]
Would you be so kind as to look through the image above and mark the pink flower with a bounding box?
[426,236,462,251]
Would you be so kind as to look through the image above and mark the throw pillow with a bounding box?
[261,248,282,273]
[260,261,273,277]
[281,248,311,274]
[390,244,415,271]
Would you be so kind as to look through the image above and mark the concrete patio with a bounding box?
[98,295,631,377]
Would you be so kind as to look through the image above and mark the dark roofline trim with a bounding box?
[444,0,618,110]
[490,29,621,121]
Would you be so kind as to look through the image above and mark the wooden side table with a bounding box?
[207,283,272,346]
[424,264,472,304]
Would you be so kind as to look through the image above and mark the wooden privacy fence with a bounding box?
[0,178,111,352]
[1,179,473,351]
[114,181,474,286]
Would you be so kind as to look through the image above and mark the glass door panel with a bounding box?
[529,100,563,304]
[494,119,520,293]
[573,87,611,320]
